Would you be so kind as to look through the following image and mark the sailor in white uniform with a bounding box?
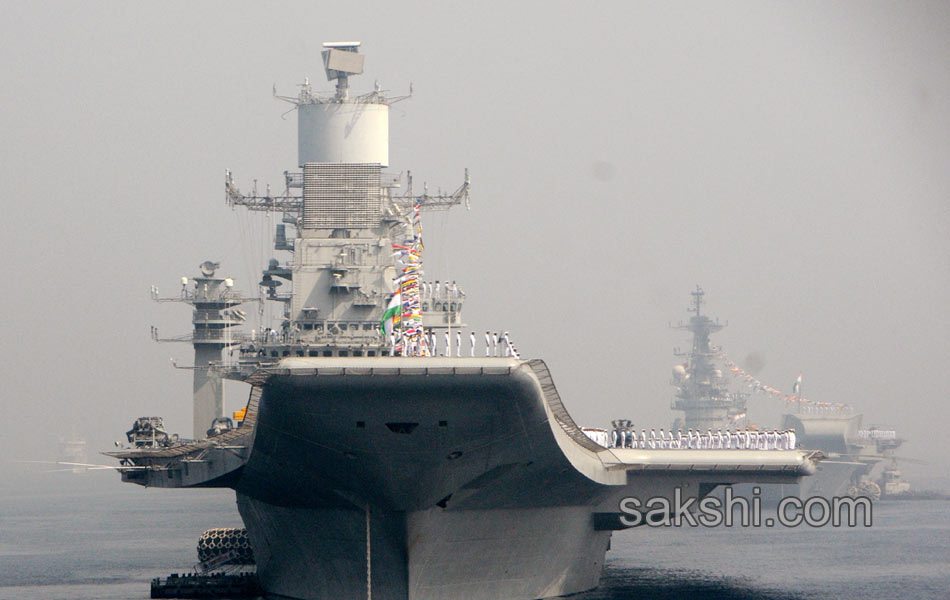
[503,331,514,357]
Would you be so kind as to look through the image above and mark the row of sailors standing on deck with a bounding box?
[611,428,797,450]
[392,330,520,358]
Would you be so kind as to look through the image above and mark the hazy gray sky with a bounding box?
[1,1,947,484]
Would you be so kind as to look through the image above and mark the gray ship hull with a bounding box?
[233,358,612,599]
[238,498,608,600]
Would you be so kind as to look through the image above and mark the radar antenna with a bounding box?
[321,42,364,101]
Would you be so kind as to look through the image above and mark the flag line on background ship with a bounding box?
[713,348,851,411]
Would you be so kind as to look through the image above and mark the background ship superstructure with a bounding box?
[666,287,907,500]
[670,287,747,432]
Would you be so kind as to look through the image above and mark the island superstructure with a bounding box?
[670,287,747,432]
[667,287,890,500]
[108,43,820,600]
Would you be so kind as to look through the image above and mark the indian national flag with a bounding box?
[380,292,402,335]
[792,373,802,395]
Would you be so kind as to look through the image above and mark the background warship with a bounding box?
[108,44,820,600]
[666,286,906,501]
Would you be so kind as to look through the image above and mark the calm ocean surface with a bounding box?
[1,471,947,600]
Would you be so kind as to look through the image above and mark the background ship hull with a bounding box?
[727,458,866,506]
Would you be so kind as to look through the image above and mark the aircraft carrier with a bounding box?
[108,44,820,600]
[666,286,889,502]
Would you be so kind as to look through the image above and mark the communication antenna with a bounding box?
[322,42,364,100]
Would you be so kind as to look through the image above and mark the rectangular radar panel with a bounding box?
[302,163,381,229]
[323,48,365,79]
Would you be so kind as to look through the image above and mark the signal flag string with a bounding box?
[714,348,852,412]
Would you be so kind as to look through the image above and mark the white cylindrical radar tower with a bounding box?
[296,42,389,167]
[298,103,389,167]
